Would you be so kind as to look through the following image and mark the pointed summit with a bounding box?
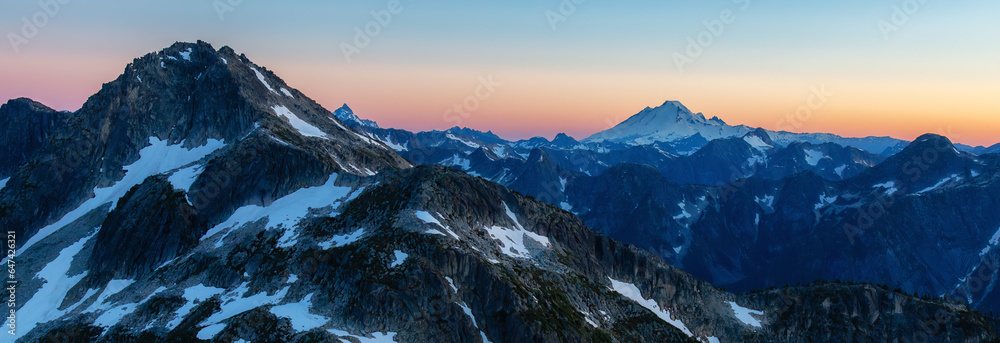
[0,98,69,177]
[333,103,379,128]
[550,132,579,148]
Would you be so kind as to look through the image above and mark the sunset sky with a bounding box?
[2,0,998,146]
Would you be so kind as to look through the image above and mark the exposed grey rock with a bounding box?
[87,175,207,283]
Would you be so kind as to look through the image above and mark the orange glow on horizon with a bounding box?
[2,52,998,147]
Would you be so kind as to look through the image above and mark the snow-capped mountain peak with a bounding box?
[584,100,909,155]
[583,100,751,145]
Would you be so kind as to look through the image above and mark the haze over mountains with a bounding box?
[3,41,999,342]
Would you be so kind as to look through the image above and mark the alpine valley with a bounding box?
[3,42,999,342]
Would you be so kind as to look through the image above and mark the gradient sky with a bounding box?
[2,0,998,146]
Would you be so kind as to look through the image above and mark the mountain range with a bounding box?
[343,102,1000,314]
[3,41,999,342]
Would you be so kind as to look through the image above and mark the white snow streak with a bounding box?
[250,66,279,95]
[608,278,692,336]
[272,105,327,138]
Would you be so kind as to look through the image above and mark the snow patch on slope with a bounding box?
[728,301,764,328]
[377,135,408,151]
[990,227,1000,246]
[673,201,692,220]
[390,250,408,268]
[744,136,772,151]
[814,194,838,210]
[446,133,481,149]
[178,47,192,61]
[873,181,898,195]
[439,154,472,170]
[481,203,552,259]
[755,195,775,210]
[202,174,355,248]
[16,233,94,337]
[804,149,825,166]
[327,330,398,342]
[415,211,460,239]
[834,165,847,177]
[166,284,226,329]
[918,174,960,194]
[608,278,693,336]
[250,66,279,95]
[22,137,224,254]
[272,105,327,138]
[270,293,332,332]
[167,165,203,192]
[196,283,291,339]
[84,279,137,313]
[319,229,366,249]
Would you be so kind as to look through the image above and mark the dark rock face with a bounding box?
[88,175,207,282]
[0,97,68,177]
[186,130,337,225]
[507,148,572,205]
[748,282,1000,342]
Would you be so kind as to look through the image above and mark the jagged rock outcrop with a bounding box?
[88,175,207,283]
[0,97,69,177]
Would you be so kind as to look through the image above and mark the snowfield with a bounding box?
[728,301,764,328]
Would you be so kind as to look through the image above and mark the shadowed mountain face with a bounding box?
[4,42,999,342]
[0,97,70,178]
